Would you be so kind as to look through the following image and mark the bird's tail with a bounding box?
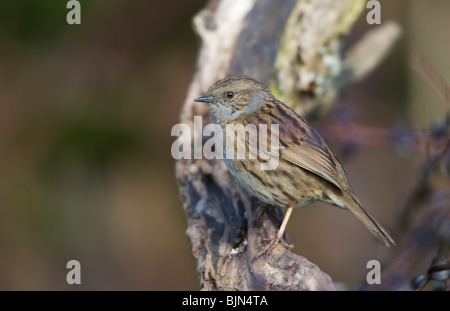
[340,192,396,247]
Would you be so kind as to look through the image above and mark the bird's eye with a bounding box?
[226,91,235,99]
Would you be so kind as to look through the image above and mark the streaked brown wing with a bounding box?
[250,100,345,190]
[272,103,344,191]
[281,138,343,191]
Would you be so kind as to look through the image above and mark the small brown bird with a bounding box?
[195,76,395,252]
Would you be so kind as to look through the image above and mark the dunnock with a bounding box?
[194,76,395,253]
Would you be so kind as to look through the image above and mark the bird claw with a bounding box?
[251,236,294,262]
[280,239,294,250]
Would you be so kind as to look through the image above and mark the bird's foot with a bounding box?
[252,235,294,262]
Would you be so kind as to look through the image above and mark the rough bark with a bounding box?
[176,0,401,290]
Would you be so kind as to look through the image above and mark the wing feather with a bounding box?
[281,140,343,191]
[242,100,346,191]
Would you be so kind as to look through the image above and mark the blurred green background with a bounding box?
[0,0,449,290]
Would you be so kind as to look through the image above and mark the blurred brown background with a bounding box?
[0,0,449,290]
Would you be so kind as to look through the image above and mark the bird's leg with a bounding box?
[276,206,294,245]
[253,206,294,262]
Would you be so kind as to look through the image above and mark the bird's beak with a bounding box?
[194,94,214,104]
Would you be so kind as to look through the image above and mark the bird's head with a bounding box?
[194,76,272,125]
